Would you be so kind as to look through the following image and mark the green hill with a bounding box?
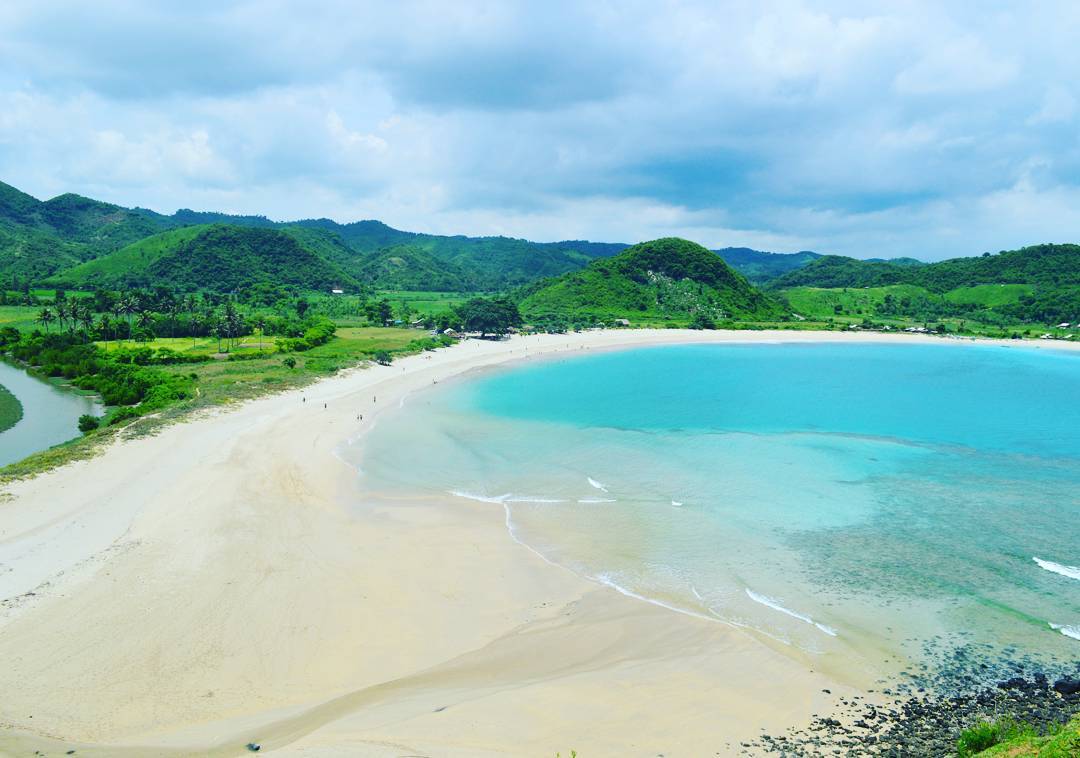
[518,237,787,323]
[356,245,476,291]
[714,247,823,284]
[770,244,1080,324]
[0,180,178,283]
[48,224,359,292]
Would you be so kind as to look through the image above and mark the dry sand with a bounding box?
[0,329,1074,757]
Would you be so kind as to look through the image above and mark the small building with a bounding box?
[1057,323,1071,329]
[330,288,344,295]
[613,318,630,327]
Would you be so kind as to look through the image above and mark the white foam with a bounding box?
[1034,557,1080,581]
[690,585,705,602]
[504,496,566,503]
[1050,622,1080,641]
[448,490,509,504]
[745,588,838,637]
[587,477,608,492]
[577,498,616,504]
[671,500,683,507]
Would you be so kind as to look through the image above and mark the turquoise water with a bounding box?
[354,343,1080,680]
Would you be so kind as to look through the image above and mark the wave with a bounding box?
[1050,623,1080,641]
[745,588,838,637]
[577,498,616,504]
[1033,557,1080,581]
[671,500,683,507]
[448,490,509,504]
[504,496,566,503]
[587,477,609,493]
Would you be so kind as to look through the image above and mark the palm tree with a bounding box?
[54,300,69,332]
[136,309,155,341]
[254,315,267,349]
[189,313,204,349]
[36,307,54,333]
[81,309,95,336]
[67,299,81,334]
[99,314,114,347]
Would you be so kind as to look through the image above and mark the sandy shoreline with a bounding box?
[0,329,1075,757]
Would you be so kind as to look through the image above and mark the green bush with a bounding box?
[957,718,1033,757]
[282,356,296,368]
[77,414,100,433]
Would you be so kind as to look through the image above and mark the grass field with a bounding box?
[94,334,276,356]
[0,383,24,433]
[378,290,474,316]
[944,283,1034,307]
[781,284,939,319]
[0,305,46,332]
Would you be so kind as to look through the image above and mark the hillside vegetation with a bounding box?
[771,244,1080,324]
[519,237,787,325]
[49,225,359,292]
[715,247,822,284]
[0,181,175,282]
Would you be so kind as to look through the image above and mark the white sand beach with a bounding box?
[0,329,1075,757]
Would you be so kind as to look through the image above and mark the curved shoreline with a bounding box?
[0,329,1076,756]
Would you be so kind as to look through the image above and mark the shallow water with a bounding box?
[0,361,103,467]
[350,343,1080,680]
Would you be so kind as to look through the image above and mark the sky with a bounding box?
[1,1,1079,260]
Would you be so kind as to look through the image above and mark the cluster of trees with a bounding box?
[32,289,326,351]
[411,297,523,336]
[0,328,191,418]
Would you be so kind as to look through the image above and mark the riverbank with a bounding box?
[0,329,1076,756]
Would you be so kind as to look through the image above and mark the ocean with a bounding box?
[348,342,1080,683]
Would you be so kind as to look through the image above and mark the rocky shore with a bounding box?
[747,665,1080,756]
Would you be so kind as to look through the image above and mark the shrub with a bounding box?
[372,350,392,366]
[77,414,100,433]
[282,356,296,369]
[956,718,1033,757]
[107,407,141,426]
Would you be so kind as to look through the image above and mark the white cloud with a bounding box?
[0,1,1077,259]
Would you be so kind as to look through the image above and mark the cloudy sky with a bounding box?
[1,1,1078,259]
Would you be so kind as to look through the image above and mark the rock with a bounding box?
[1053,676,1080,697]
[998,676,1028,690]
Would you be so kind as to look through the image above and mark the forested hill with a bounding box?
[47,225,359,292]
[0,181,172,283]
[518,237,788,325]
[714,247,823,284]
[0,180,631,291]
[770,244,1080,291]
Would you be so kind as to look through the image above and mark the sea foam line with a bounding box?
[577,497,616,504]
[1034,557,1080,581]
[1050,623,1080,641]
[447,492,833,650]
[745,588,838,637]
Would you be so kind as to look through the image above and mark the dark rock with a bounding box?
[1053,676,1080,697]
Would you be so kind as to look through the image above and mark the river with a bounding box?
[0,361,104,468]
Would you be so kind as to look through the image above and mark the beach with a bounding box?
[0,329,1076,757]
